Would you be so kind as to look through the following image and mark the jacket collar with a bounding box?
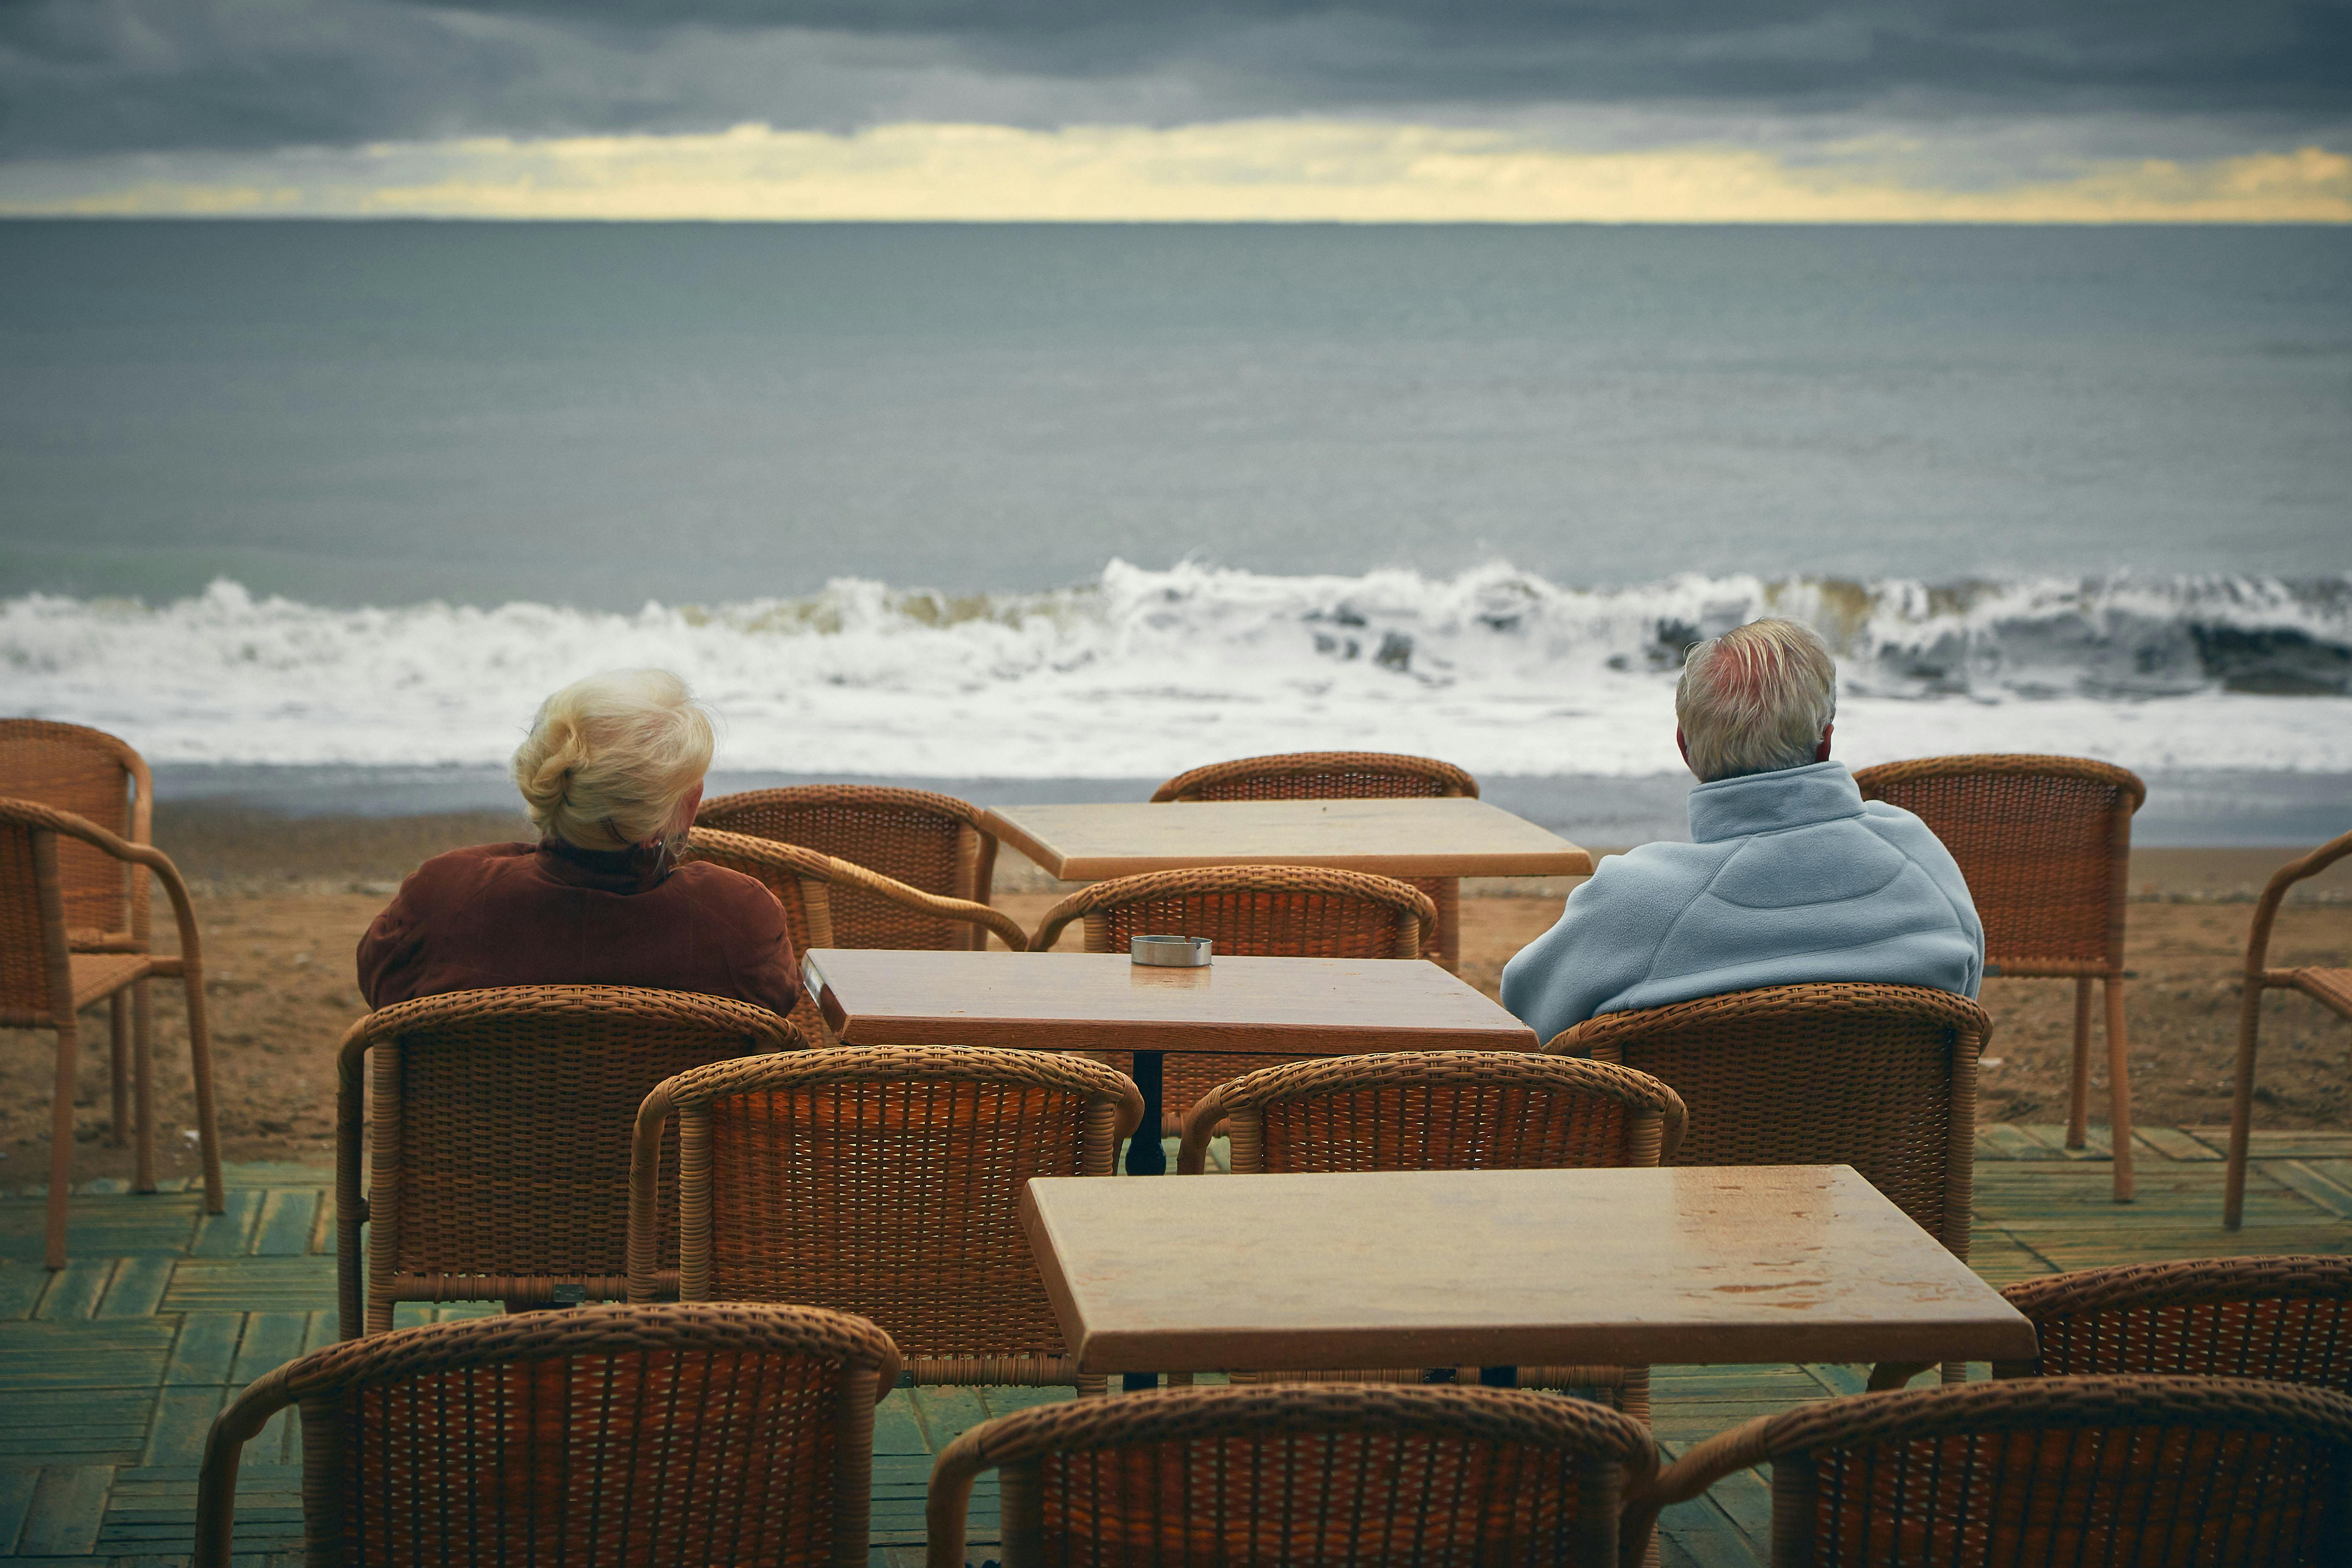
[537,836,671,894]
[1686,761,1866,843]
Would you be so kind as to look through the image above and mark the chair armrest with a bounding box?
[334,1019,372,1340]
[820,855,1031,951]
[193,1360,299,1568]
[1617,1414,1775,1567]
[1176,1087,1231,1173]
[2245,828,2352,978]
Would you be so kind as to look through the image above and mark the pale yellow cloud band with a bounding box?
[11,119,2349,222]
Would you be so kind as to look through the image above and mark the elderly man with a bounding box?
[1501,617,1983,1045]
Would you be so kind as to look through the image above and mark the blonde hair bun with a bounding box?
[511,669,715,850]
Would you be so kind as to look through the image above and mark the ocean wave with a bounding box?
[4,564,2348,776]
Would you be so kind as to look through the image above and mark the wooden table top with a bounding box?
[1022,1165,2038,1373]
[980,797,1593,881]
[804,949,1538,1055]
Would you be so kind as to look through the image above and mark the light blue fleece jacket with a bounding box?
[1501,761,1984,1046]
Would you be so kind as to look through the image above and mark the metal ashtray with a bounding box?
[1132,935,1212,967]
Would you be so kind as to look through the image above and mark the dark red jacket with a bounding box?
[357,839,799,1017]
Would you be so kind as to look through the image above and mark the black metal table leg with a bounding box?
[1124,1050,1166,1176]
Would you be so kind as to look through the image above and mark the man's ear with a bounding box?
[1676,727,1693,776]
[1814,722,1834,764]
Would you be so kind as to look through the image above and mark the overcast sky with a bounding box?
[4,0,2348,218]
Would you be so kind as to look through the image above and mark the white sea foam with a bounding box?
[4,564,2348,777]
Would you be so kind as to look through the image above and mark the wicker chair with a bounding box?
[1030,863,1435,1148]
[1992,1256,2352,1389]
[1548,982,1987,1389]
[1177,1051,1687,1420]
[0,721,165,1175]
[1152,750,1479,969]
[696,784,1001,950]
[336,985,794,1337]
[683,826,1028,1044]
[1853,754,2144,1202]
[195,1301,900,1568]
[926,1382,1656,1568]
[1622,1375,2352,1568]
[0,797,223,1268]
[2225,829,2352,1228]
[628,1044,1142,1391]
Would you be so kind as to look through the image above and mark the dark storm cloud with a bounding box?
[2,0,2347,158]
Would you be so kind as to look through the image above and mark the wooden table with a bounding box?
[980,797,1593,970]
[803,949,1537,1176]
[1022,1164,2038,1375]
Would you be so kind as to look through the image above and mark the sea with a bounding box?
[2,220,2347,845]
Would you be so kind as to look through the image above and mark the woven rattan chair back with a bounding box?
[697,785,1000,950]
[1852,755,2140,972]
[0,719,152,949]
[1853,753,2144,1201]
[2225,829,2352,1227]
[1624,1375,2352,1568]
[1031,864,1437,1137]
[631,1044,1142,1388]
[0,805,61,1015]
[195,1301,900,1568]
[1179,1051,1687,1176]
[336,985,795,1337]
[683,827,1028,1044]
[1152,751,1478,968]
[1151,750,1479,803]
[926,1382,1654,1568]
[1993,1256,2352,1389]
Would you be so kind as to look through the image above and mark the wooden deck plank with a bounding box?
[251,1194,317,1261]
[0,1322,175,1391]
[141,1389,226,1468]
[2185,1127,2352,1160]
[0,1264,43,1324]
[0,1197,200,1267]
[98,1258,174,1320]
[188,1193,263,1260]
[0,1391,153,1469]
[162,1259,335,1316]
[228,1314,310,1390]
[2133,1126,2220,1161]
[163,1316,242,1387]
[0,1469,34,1554]
[29,1261,112,1323]
[17,1467,110,1556]
[2270,1161,2352,1219]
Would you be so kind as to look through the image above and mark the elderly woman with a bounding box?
[357,669,798,1015]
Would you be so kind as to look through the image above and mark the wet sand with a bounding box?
[4,806,2346,1183]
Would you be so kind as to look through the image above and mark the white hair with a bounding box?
[1675,619,1838,783]
[512,669,714,850]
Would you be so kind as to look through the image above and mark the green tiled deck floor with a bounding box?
[2,1126,2348,1567]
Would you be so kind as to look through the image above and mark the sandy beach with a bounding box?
[4,804,2346,1185]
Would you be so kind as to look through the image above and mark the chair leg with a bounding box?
[2224,979,2267,1230]
[2065,977,2092,1148]
[180,970,225,1214]
[108,993,131,1148]
[47,1013,82,1270]
[132,979,157,1194]
[2102,974,2135,1202]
